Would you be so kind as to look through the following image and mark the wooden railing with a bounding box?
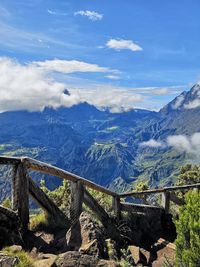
[0,156,199,231]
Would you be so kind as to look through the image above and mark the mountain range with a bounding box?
[0,84,200,198]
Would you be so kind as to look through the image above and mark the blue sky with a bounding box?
[0,0,200,112]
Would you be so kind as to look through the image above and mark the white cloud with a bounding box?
[47,9,56,15]
[172,94,185,109]
[140,133,200,158]
[150,88,169,96]
[140,139,163,148]
[167,133,200,157]
[33,59,115,74]
[184,84,200,109]
[184,99,200,109]
[0,57,80,112]
[69,86,144,113]
[105,74,121,80]
[74,10,103,21]
[0,57,144,113]
[47,9,67,16]
[106,38,143,52]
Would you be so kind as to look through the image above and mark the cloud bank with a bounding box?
[106,39,143,52]
[74,10,103,21]
[141,133,200,157]
[0,57,80,112]
[0,57,144,113]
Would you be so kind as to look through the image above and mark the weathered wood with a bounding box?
[120,183,200,197]
[83,189,110,225]
[161,191,170,213]
[0,205,19,221]
[0,156,21,165]
[170,191,185,206]
[28,176,69,225]
[121,203,164,213]
[12,164,19,211]
[15,163,29,231]
[112,196,121,220]
[70,181,84,224]
[22,157,117,197]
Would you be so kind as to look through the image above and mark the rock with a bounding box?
[139,248,151,265]
[7,245,22,253]
[55,251,98,267]
[0,253,19,267]
[34,253,57,267]
[152,238,176,267]
[128,245,140,265]
[98,259,120,267]
[0,208,22,249]
[65,212,105,257]
[55,251,119,267]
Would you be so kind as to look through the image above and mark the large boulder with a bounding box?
[0,253,19,267]
[0,206,22,249]
[55,212,106,257]
[55,251,119,267]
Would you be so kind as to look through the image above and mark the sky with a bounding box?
[0,0,200,112]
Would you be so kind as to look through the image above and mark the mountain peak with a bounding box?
[160,84,200,114]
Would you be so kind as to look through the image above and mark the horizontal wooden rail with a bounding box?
[0,155,199,226]
[0,156,21,165]
[120,183,200,198]
[21,157,117,197]
[121,203,164,213]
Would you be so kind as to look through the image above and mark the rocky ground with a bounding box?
[0,210,176,267]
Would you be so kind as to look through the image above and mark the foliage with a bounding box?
[29,212,48,231]
[87,188,113,214]
[174,190,200,267]
[177,164,200,186]
[134,181,149,204]
[1,197,12,209]
[1,247,33,267]
[135,181,149,192]
[40,179,70,211]
[119,249,132,267]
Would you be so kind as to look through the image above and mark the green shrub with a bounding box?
[1,247,33,267]
[175,190,200,267]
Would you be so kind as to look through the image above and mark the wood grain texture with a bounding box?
[22,157,117,197]
[83,189,110,225]
[29,176,69,225]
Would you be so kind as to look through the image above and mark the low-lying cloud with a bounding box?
[0,57,144,113]
[70,86,144,113]
[0,57,81,112]
[140,139,163,148]
[141,133,200,157]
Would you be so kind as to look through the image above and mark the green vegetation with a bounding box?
[1,247,33,267]
[174,190,200,267]
[2,197,12,209]
[177,164,200,186]
[40,179,70,211]
[119,249,132,267]
[29,212,48,231]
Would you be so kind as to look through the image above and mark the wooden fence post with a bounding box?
[12,162,29,231]
[161,191,170,214]
[112,196,121,220]
[70,180,84,224]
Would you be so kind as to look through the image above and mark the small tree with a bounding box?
[175,190,200,267]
